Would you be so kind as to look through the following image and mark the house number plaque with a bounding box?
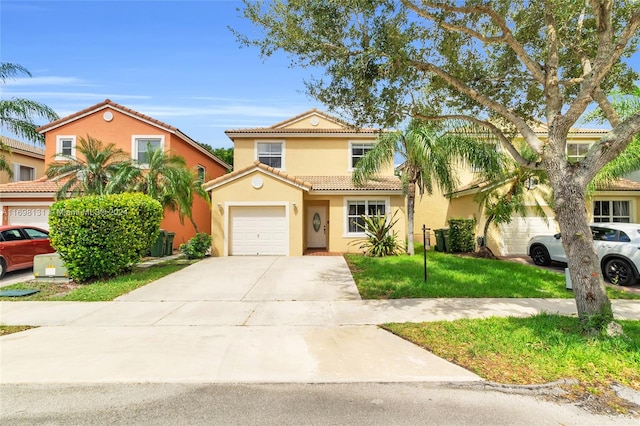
[313,213,321,232]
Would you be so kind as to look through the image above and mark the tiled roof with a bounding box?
[204,161,312,191]
[269,108,350,129]
[0,176,59,193]
[204,161,402,192]
[299,175,402,192]
[36,99,178,133]
[595,178,640,191]
[0,136,45,158]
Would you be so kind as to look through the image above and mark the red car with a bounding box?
[0,225,55,279]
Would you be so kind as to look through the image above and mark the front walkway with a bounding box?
[1,256,639,384]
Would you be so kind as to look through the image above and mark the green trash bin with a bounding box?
[165,232,176,256]
[442,228,451,253]
[150,230,168,257]
[434,229,445,252]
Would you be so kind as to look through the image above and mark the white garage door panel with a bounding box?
[500,217,556,256]
[7,207,50,230]
[230,206,287,256]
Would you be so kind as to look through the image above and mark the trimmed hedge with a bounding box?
[448,218,477,253]
[48,193,163,282]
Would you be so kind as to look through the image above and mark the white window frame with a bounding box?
[12,163,35,182]
[592,199,634,223]
[55,135,76,160]
[254,140,285,170]
[343,196,390,237]
[567,142,592,163]
[132,135,165,167]
[348,141,375,172]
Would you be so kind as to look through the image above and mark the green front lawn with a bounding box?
[0,260,194,302]
[385,314,640,413]
[345,248,639,299]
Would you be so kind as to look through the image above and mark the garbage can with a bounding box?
[165,232,176,256]
[150,229,168,257]
[442,228,451,253]
[434,229,445,252]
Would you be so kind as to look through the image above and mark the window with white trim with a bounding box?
[350,142,374,169]
[346,199,386,234]
[56,135,76,159]
[12,164,35,182]
[567,142,591,163]
[256,142,283,168]
[593,200,631,223]
[132,136,164,165]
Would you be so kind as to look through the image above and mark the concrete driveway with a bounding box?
[0,256,481,384]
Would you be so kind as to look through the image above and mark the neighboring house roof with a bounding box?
[36,99,231,170]
[0,136,45,159]
[450,176,640,197]
[0,176,59,194]
[203,161,402,193]
[225,108,380,137]
[532,122,610,136]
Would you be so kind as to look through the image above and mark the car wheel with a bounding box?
[603,258,637,286]
[0,258,6,279]
[530,245,552,266]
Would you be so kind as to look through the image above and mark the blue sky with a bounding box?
[1,0,319,148]
[2,1,639,149]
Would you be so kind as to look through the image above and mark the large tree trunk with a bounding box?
[407,181,416,255]
[547,159,613,326]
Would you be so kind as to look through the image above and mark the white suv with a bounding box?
[527,222,640,286]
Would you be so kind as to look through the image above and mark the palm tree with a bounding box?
[0,63,59,144]
[473,144,552,251]
[131,145,210,232]
[353,120,504,255]
[0,63,59,177]
[46,135,135,199]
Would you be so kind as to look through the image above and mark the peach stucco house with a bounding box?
[410,126,640,256]
[203,109,405,256]
[0,136,45,184]
[0,99,230,249]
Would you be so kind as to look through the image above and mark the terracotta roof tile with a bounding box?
[224,127,379,135]
[595,178,640,191]
[0,136,45,157]
[300,175,402,192]
[204,161,312,191]
[269,108,349,129]
[0,176,59,193]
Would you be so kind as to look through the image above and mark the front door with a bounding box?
[307,206,327,248]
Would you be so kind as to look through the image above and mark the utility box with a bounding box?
[565,268,572,290]
[33,252,69,282]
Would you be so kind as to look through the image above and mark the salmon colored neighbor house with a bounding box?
[0,99,230,249]
[204,109,406,256]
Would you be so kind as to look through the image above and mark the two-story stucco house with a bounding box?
[203,109,406,256]
[0,136,45,184]
[0,99,230,249]
[411,126,640,256]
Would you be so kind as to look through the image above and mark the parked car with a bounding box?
[527,223,640,286]
[0,225,55,278]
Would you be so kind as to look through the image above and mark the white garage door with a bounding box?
[500,217,556,256]
[7,206,50,230]
[230,206,287,255]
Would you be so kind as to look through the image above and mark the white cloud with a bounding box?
[0,91,152,101]
[2,76,90,87]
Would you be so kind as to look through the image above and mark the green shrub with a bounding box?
[179,233,212,259]
[350,211,405,257]
[448,218,477,253]
[48,193,163,282]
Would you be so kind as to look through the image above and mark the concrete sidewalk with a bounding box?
[1,256,639,385]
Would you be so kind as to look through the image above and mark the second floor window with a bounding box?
[567,143,591,163]
[133,137,163,165]
[12,164,35,182]
[257,142,283,168]
[197,165,206,182]
[56,135,76,159]
[350,143,374,169]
